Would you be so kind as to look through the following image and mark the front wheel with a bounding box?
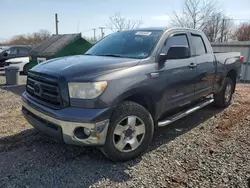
[23,63,30,75]
[214,78,234,108]
[101,101,154,162]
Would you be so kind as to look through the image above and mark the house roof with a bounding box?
[29,33,82,57]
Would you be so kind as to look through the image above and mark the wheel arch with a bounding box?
[215,68,238,94]
[115,90,157,120]
[124,94,156,119]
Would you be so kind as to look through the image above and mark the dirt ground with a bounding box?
[0,71,250,187]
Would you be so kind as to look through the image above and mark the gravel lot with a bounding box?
[1,70,250,188]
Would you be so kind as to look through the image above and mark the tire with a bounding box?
[101,101,154,162]
[214,78,234,108]
[23,63,30,75]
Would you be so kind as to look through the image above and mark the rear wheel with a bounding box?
[214,78,234,108]
[102,101,154,162]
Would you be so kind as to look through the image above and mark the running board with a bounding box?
[158,98,214,127]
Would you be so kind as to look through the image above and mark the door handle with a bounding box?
[188,63,197,69]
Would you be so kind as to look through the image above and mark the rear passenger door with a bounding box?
[190,33,216,98]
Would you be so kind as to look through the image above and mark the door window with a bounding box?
[191,34,207,55]
[6,47,18,55]
[162,34,189,54]
[19,47,29,55]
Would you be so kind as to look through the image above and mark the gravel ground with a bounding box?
[0,72,250,188]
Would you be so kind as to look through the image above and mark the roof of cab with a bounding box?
[131,27,168,31]
[130,27,204,34]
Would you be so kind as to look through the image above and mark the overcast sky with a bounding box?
[1,0,250,41]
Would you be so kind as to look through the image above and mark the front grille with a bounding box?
[26,72,62,109]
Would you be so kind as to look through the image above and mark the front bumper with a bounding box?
[22,94,113,146]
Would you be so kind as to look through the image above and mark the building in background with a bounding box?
[28,33,92,70]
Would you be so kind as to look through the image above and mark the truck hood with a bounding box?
[31,55,140,81]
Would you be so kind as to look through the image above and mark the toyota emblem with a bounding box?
[34,83,41,95]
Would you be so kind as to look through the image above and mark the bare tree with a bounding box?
[203,13,234,42]
[169,0,217,30]
[169,0,234,42]
[232,22,250,41]
[0,30,51,45]
[107,12,143,32]
[220,19,235,42]
[202,12,223,42]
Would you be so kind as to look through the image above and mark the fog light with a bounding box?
[74,127,91,139]
[84,128,91,136]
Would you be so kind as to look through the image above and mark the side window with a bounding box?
[191,34,207,55]
[6,47,18,55]
[19,47,29,55]
[162,34,189,54]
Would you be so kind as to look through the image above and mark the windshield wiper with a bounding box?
[96,54,125,58]
[85,54,128,58]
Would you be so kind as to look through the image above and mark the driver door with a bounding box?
[158,33,197,114]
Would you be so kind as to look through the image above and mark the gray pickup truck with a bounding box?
[22,27,243,161]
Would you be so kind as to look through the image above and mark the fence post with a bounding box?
[243,46,250,83]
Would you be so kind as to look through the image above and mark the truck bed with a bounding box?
[214,52,241,64]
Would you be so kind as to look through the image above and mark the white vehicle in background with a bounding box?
[5,56,30,75]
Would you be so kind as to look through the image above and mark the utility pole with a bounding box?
[220,19,225,42]
[55,13,59,35]
[93,28,96,41]
[99,27,105,39]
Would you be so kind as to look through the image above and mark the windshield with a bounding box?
[85,30,163,59]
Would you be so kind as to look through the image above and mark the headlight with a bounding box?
[68,81,108,99]
[9,61,22,64]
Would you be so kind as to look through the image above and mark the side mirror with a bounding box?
[158,53,168,64]
[3,52,8,57]
[166,46,190,60]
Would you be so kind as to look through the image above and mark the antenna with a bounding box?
[77,20,80,33]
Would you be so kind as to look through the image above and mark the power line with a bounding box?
[81,29,94,33]
[225,18,250,21]
[81,27,118,33]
